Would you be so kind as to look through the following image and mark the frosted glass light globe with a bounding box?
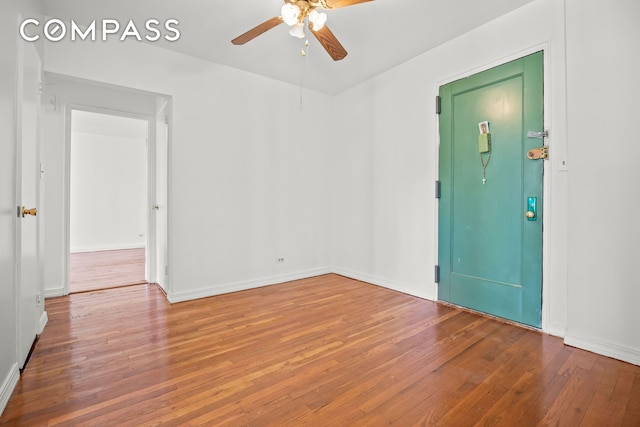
[289,22,305,38]
[309,9,327,30]
[281,4,301,26]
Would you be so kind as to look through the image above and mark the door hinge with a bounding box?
[434,265,440,283]
[435,180,441,199]
[435,96,441,115]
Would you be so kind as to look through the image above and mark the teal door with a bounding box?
[438,52,544,328]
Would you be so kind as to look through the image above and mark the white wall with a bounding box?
[38,0,640,368]
[70,113,148,253]
[331,0,639,365]
[0,3,20,415]
[563,0,640,363]
[332,0,569,335]
[43,38,333,302]
[0,0,43,415]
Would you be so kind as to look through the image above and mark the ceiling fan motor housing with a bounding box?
[283,0,321,22]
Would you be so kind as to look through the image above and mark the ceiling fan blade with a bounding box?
[231,16,284,45]
[309,24,348,61]
[320,0,373,9]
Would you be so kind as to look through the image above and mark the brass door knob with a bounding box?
[525,211,535,219]
[22,207,37,217]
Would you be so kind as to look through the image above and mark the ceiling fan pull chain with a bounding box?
[299,38,309,110]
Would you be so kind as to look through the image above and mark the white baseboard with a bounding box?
[167,267,333,303]
[44,287,65,298]
[0,363,19,417]
[332,267,435,301]
[565,332,640,366]
[38,311,48,335]
[544,323,567,339]
[70,244,145,254]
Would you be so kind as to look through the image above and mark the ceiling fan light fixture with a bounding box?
[309,9,327,30]
[281,3,301,26]
[232,0,367,61]
[289,22,306,38]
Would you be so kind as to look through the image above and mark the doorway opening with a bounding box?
[69,110,149,293]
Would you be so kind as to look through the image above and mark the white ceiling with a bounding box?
[41,0,535,94]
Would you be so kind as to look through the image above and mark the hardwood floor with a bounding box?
[2,274,639,426]
[70,248,146,293]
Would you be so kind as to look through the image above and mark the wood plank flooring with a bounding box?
[70,248,146,293]
[2,274,639,426]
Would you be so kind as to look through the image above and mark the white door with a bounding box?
[154,114,169,291]
[16,39,42,369]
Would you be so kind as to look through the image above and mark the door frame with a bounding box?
[62,104,163,295]
[153,100,170,292]
[434,43,553,331]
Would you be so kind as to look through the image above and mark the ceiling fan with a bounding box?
[231,0,374,61]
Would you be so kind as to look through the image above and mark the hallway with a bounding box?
[70,248,146,293]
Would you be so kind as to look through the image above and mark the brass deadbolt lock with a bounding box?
[527,146,549,160]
